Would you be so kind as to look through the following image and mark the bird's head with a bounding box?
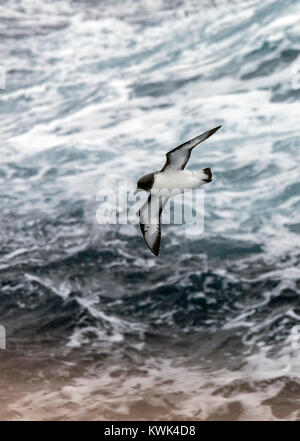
[134,172,155,195]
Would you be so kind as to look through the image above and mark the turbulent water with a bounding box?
[0,0,300,420]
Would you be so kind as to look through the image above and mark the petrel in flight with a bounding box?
[134,126,221,256]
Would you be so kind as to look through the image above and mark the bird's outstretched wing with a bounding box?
[139,193,169,256]
[161,125,221,172]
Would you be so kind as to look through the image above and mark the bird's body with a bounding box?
[153,169,209,193]
[135,126,221,256]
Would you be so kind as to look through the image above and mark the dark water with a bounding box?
[0,0,300,420]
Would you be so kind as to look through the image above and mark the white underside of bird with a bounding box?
[152,169,209,193]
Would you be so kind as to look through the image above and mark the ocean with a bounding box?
[0,0,300,420]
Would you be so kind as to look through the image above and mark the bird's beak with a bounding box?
[134,188,140,196]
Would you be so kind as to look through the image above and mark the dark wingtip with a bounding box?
[150,235,160,256]
[139,223,160,257]
[200,125,222,141]
[152,246,160,256]
[147,243,160,257]
[204,125,222,140]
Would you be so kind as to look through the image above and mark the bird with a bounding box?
[134,125,221,256]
